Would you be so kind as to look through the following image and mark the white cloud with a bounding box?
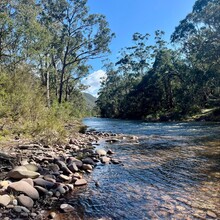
[81,70,106,97]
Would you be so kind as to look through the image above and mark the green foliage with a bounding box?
[97,0,220,121]
[0,0,113,143]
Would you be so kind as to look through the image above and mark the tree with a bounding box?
[40,0,114,103]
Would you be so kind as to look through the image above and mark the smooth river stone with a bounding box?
[96,149,107,157]
[33,178,55,189]
[100,156,111,163]
[8,181,39,199]
[82,157,96,165]
[74,179,87,186]
[0,194,11,207]
[24,164,39,172]
[60,203,75,212]
[67,157,83,168]
[68,162,78,172]
[17,195,34,208]
[22,178,34,187]
[82,164,93,171]
[7,166,40,179]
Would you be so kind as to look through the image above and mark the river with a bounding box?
[64,118,220,219]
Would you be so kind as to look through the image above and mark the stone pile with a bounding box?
[0,131,122,219]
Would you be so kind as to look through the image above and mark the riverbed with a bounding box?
[66,118,220,219]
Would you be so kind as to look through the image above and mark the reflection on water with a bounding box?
[61,119,220,219]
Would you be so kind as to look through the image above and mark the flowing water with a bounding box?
[64,118,220,219]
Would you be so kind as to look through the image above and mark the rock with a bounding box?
[12,199,18,206]
[107,149,114,155]
[74,179,87,186]
[82,157,96,165]
[100,156,111,163]
[43,175,56,183]
[0,180,10,189]
[207,211,217,218]
[67,157,83,168]
[35,185,49,195]
[82,164,93,171]
[48,164,60,172]
[130,135,138,140]
[66,184,74,191]
[49,212,56,219]
[111,159,120,164]
[13,205,30,213]
[55,160,72,175]
[33,178,55,189]
[60,203,75,212]
[55,185,66,194]
[68,162,79,172]
[105,139,119,143]
[22,178,34,187]
[20,159,29,165]
[8,180,39,199]
[30,213,38,218]
[59,174,71,182]
[0,194,11,207]
[24,163,39,172]
[17,194,34,208]
[7,166,40,179]
[96,149,107,157]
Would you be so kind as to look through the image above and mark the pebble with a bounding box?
[96,149,107,156]
[60,203,75,212]
[17,194,34,208]
[49,211,56,219]
[0,194,11,207]
[207,210,217,218]
[74,179,87,186]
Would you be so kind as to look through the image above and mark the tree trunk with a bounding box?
[58,69,65,104]
[46,71,50,107]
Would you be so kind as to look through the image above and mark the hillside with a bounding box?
[82,93,97,110]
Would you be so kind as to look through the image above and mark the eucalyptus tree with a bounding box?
[171,0,220,108]
[40,0,114,103]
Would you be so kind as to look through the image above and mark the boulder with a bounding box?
[7,166,40,179]
[8,181,39,199]
[17,194,34,208]
[22,178,34,187]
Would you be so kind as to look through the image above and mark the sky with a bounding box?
[82,0,196,97]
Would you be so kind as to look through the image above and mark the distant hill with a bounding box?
[82,92,97,110]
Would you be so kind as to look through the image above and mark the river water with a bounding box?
[65,118,220,220]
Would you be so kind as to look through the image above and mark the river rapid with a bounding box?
[66,118,220,220]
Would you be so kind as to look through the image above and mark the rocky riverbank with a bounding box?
[0,130,131,220]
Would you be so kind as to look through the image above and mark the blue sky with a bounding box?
[82,0,196,96]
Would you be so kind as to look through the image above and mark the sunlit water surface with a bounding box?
[60,118,220,220]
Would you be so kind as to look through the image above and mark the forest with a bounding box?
[0,0,219,144]
[0,0,114,142]
[97,0,220,121]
